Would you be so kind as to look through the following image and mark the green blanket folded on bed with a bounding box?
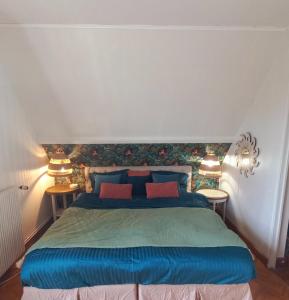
[29,207,247,252]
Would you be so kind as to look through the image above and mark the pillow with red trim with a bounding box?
[146,182,179,199]
[99,183,132,200]
[128,170,150,177]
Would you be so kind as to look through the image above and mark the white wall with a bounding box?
[0,0,288,27]
[0,26,285,143]
[220,34,289,267]
[0,23,288,269]
[0,66,53,243]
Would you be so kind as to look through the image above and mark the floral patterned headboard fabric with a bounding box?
[42,143,231,191]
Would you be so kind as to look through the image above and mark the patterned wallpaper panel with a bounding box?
[42,143,231,191]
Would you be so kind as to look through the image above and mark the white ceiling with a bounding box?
[0,27,286,143]
[0,0,288,27]
[0,1,288,143]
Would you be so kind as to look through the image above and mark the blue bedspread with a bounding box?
[71,191,210,209]
[22,246,255,289]
[21,192,256,289]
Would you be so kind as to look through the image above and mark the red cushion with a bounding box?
[146,182,179,199]
[99,183,132,200]
[128,170,150,177]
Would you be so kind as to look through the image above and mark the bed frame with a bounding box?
[22,283,252,300]
[22,165,253,300]
[84,165,193,193]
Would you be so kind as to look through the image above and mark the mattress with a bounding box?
[21,192,255,289]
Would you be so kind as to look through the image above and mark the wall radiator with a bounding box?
[0,186,25,277]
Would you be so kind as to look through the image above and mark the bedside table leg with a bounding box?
[63,194,67,209]
[73,192,77,202]
[223,201,227,221]
[213,202,216,211]
[51,195,57,221]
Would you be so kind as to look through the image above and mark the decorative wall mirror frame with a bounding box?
[235,132,260,177]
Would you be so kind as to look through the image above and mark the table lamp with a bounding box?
[198,151,221,188]
[48,148,73,184]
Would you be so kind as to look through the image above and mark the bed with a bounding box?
[21,166,255,300]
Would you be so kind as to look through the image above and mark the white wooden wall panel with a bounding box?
[0,187,23,276]
[0,67,53,276]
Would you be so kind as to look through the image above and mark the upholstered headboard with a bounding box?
[84,165,192,193]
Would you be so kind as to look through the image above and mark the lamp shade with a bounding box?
[199,152,222,178]
[48,148,73,177]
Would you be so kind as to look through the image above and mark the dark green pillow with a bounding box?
[127,175,152,195]
[151,171,188,191]
[90,169,128,192]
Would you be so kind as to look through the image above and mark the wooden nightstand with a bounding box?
[196,189,229,221]
[46,184,80,221]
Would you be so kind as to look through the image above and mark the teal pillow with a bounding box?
[90,170,128,191]
[152,172,188,191]
[93,174,122,194]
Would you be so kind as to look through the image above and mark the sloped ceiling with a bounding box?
[0,1,288,143]
[0,27,286,143]
[0,0,288,27]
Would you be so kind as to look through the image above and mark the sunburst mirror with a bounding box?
[235,132,260,177]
